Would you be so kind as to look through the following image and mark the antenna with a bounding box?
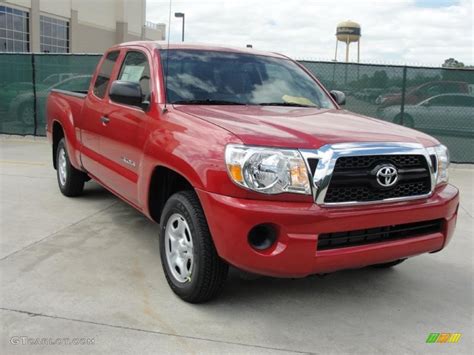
[163,0,172,113]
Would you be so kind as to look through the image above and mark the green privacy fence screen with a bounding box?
[300,61,474,163]
[0,53,473,162]
[0,53,101,136]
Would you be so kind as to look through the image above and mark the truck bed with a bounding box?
[50,88,88,98]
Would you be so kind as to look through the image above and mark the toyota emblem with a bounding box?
[376,165,398,187]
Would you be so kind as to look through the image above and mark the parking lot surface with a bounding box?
[0,136,472,354]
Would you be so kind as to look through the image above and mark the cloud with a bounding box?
[146,0,473,66]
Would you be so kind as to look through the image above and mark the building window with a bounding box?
[40,15,69,53]
[0,6,30,52]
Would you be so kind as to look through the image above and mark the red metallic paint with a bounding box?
[46,42,459,277]
[196,184,458,277]
[175,105,439,149]
[46,93,84,169]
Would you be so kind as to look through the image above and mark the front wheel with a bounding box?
[159,191,228,303]
[56,138,86,197]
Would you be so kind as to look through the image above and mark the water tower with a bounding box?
[334,20,361,62]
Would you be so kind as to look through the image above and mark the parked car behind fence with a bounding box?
[379,94,474,137]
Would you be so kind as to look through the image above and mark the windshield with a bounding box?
[161,50,335,108]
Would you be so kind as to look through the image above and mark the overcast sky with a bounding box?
[146,0,473,66]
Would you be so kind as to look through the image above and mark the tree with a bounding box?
[370,70,389,88]
[442,58,465,68]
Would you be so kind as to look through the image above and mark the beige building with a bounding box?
[0,0,166,53]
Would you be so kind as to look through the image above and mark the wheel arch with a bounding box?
[52,120,65,169]
[147,165,195,223]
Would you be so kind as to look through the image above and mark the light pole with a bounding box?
[174,12,185,42]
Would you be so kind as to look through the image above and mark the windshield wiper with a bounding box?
[172,99,246,105]
[257,102,318,108]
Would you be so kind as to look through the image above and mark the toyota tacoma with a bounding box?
[46,42,459,303]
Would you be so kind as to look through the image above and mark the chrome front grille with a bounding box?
[324,154,432,203]
[324,181,431,203]
[300,142,437,206]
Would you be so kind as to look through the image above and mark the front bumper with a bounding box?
[197,184,459,277]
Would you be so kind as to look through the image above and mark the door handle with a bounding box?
[100,116,110,124]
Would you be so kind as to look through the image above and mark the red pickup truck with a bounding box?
[46,42,459,303]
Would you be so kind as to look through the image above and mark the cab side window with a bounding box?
[93,51,120,98]
[117,51,151,101]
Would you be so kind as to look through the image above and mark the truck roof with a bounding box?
[111,41,289,59]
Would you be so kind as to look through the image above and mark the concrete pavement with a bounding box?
[1,135,473,354]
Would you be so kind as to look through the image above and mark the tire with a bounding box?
[56,138,86,197]
[393,114,414,128]
[371,258,406,268]
[159,191,228,303]
[18,103,35,126]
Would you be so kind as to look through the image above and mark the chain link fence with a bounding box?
[0,54,472,162]
[0,53,101,136]
[301,61,474,163]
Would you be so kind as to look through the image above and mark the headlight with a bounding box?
[225,144,311,195]
[428,144,450,185]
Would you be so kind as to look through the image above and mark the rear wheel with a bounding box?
[56,138,86,197]
[159,191,228,303]
[371,259,406,268]
[18,104,34,126]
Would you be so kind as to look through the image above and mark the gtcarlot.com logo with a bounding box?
[10,336,95,346]
[426,333,462,344]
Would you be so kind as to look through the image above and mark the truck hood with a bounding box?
[175,105,438,148]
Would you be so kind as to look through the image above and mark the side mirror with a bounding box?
[109,80,145,108]
[330,90,346,106]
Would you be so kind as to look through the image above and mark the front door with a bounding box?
[99,49,153,206]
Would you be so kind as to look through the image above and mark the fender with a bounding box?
[47,91,85,171]
[137,110,242,215]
